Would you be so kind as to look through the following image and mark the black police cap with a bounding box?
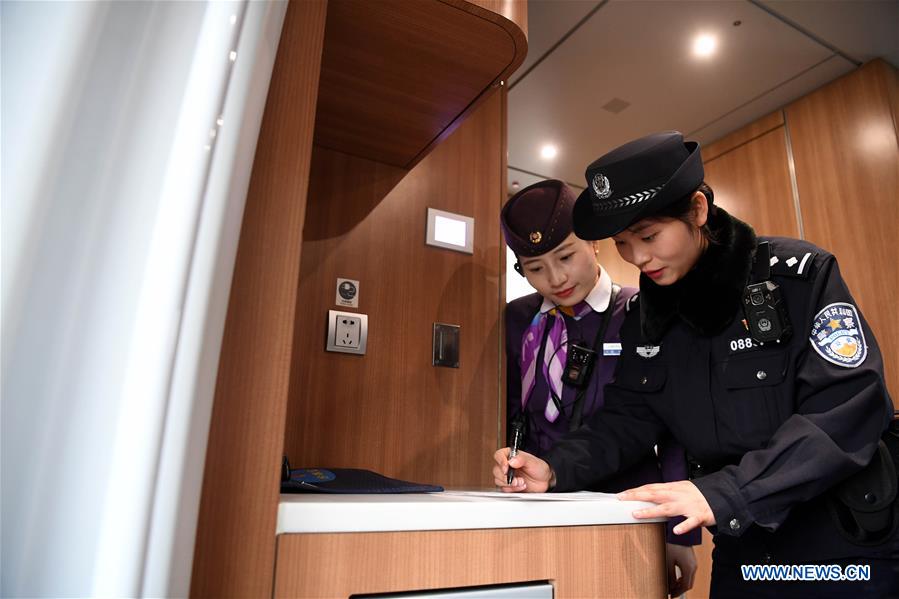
[573,131,704,239]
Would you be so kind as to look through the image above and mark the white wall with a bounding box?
[506,247,538,302]
[1,1,287,596]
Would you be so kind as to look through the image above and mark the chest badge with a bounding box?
[636,344,660,358]
[809,302,867,368]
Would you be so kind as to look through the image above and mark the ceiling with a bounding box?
[507,0,899,194]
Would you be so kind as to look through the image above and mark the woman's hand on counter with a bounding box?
[492,448,554,492]
[617,480,715,534]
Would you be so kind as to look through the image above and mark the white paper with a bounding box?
[441,490,620,501]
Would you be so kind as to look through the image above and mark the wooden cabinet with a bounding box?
[284,91,506,489]
[274,525,666,599]
[190,2,528,597]
[272,494,667,599]
[314,0,526,168]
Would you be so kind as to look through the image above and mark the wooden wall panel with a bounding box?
[702,111,784,162]
[704,124,801,238]
[283,89,506,488]
[786,59,898,399]
[274,524,667,598]
[189,2,328,597]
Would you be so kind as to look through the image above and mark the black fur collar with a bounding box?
[639,208,757,343]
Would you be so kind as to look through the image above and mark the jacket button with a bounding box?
[756,370,767,380]
[729,518,741,531]
[640,376,648,385]
[865,492,878,504]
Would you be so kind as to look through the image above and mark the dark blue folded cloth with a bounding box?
[281,468,444,494]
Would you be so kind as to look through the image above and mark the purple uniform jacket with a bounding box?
[505,287,700,546]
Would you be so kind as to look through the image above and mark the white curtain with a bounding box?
[1,1,288,596]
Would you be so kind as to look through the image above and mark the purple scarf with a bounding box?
[520,301,593,422]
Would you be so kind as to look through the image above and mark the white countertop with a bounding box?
[276,490,664,534]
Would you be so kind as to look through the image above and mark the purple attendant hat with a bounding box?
[501,179,576,257]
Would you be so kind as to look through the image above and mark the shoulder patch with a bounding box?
[770,250,817,279]
[809,302,867,368]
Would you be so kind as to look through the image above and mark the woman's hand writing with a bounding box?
[492,448,554,492]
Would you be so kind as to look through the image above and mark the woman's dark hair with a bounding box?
[652,182,718,243]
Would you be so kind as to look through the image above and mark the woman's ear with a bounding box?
[691,191,709,228]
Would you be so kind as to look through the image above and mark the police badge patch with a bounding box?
[809,302,867,368]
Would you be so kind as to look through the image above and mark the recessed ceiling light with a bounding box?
[692,34,717,58]
[540,144,558,160]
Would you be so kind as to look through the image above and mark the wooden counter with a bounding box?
[273,493,667,598]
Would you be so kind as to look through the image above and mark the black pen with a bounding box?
[506,420,524,485]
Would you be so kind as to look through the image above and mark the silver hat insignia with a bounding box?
[592,173,612,200]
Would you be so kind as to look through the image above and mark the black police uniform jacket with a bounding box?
[543,208,896,564]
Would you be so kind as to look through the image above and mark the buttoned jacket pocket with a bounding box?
[720,350,788,389]
[717,350,791,442]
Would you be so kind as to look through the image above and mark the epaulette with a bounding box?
[769,249,817,280]
[625,292,640,313]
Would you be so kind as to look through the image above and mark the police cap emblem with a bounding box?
[591,173,612,200]
[809,302,867,368]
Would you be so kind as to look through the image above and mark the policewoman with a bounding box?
[494,133,898,597]
[501,179,699,596]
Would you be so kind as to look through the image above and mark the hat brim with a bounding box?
[573,141,704,240]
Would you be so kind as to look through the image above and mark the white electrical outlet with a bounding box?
[326,310,368,355]
[335,315,362,348]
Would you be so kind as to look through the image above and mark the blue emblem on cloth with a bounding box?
[809,302,867,368]
[291,468,337,483]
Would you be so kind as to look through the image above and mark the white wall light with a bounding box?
[426,208,474,254]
